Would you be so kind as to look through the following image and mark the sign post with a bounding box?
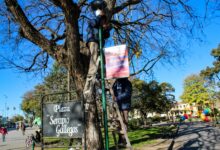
[99,27,109,150]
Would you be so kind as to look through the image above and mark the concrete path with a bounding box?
[141,122,220,150]
[0,127,36,150]
[173,122,220,150]
[1,122,220,150]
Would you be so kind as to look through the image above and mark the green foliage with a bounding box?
[21,63,77,117]
[128,119,141,130]
[201,44,220,81]
[21,91,41,117]
[200,45,220,104]
[131,79,175,119]
[180,74,209,105]
[11,115,24,122]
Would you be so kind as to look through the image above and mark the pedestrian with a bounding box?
[112,77,132,146]
[32,130,41,144]
[21,122,26,135]
[0,126,8,142]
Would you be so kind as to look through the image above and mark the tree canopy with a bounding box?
[180,74,210,105]
[200,44,220,105]
[200,44,220,81]
[0,0,217,75]
[21,63,75,117]
[132,79,175,118]
[11,114,24,123]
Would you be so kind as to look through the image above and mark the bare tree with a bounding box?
[0,0,218,149]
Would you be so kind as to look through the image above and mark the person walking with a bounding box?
[0,126,8,142]
[112,77,132,146]
[21,122,26,135]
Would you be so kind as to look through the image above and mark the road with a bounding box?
[0,127,36,150]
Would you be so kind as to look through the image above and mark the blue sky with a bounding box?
[155,17,220,100]
[0,2,219,118]
[0,69,42,118]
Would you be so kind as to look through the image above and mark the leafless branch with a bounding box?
[5,0,59,57]
[112,0,143,14]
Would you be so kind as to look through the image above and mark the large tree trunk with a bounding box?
[52,2,103,149]
[72,72,102,150]
[82,42,103,150]
[5,1,103,149]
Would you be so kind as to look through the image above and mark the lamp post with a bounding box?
[90,1,109,149]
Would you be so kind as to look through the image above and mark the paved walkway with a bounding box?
[173,122,220,150]
[1,123,220,150]
[141,122,220,150]
[0,127,35,150]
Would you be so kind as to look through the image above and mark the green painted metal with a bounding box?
[32,141,35,150]
[99,27,109,150]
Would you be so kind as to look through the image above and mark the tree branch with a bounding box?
[130,53,164,76]
[112,0,142,14]
[5,0,57,56]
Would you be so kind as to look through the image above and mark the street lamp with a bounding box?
[90,1,109,150]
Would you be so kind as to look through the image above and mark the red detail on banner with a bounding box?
[104,45,130,79]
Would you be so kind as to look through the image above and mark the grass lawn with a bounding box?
[109,126,175,149]
[37,126,175,150]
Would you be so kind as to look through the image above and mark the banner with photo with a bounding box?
[104,44,130,79]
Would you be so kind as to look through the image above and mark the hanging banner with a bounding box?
[104,44,130,79]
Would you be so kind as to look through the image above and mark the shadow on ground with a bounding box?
[172,122,220,150]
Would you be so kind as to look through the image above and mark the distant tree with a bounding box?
[21,63,74,116]
[132,79,175,119]
[21,91,40,118]
[11,114,24,122]
[43,62,68,93]
[200,44,220,112]
[200,44,220,82]
[180,74,210,106]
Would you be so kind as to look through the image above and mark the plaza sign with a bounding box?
[43,101,84,138]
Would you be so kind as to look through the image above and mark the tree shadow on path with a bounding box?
[174,122,220,150]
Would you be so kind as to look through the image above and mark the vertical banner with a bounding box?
[104,44,130,79]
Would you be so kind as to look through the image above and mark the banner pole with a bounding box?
[99,27,109,150]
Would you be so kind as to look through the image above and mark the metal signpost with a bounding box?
[99,27,109,150]
[90,0,109,149]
